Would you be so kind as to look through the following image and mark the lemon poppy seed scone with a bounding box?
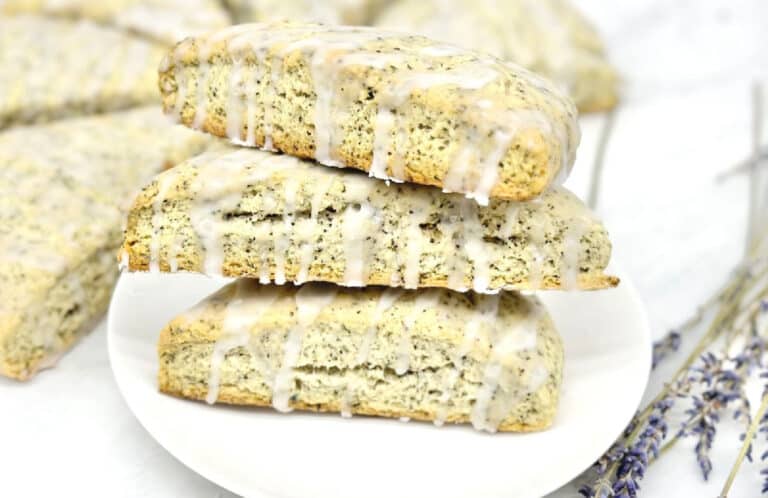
[1,0,231,45]
[159,22,580,203]
[0,16,165,130]
[159,280,563,432]
[222,0,386,25]
[374,0,619,113]
[120,147,618,292]
[0,108,211,380]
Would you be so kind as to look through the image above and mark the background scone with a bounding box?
[0,0,231,45]
[120,147,618,292]
[374,0,619,113]
[159,280,563,432]
[159,22,580,203]
[222,0,385,25]
[0,16,166,130]
[0,108,211,380]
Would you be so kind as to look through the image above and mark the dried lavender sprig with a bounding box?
[652,331,681,369]
[579,398,674,498]
[670,347,759,480]
[580,256,768,494]
[654,290,767,461]
[720,386,768,496]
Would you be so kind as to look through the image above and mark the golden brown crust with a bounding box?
[125,257,618,291]
[158,382,551,432]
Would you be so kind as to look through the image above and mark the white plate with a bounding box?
[108,270,651,498]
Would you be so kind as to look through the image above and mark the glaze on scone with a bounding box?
[119,147,618,292]
[222,0,385,25]
[374,0,619,113]
[0,108,211,380]
[159,280,563,432]
[0,16,166,130]
[1,0,231,45]
[158,22,581,203]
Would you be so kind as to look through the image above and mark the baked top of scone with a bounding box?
[1,0,231,45]
[159,280,563,432]
[0,16,166,130]
[222,0,384,25]
[159,21,581,204]
[0,107,211,380]
[374,0,619,113]
[120,147,618,292]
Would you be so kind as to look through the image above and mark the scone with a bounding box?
[0,108,211,380]
[119,147,618,292]
[158,22,580,203]
[222,0,385,25]
[159,280,563,432]
[0,16,166,130]
[374,0,619,113]
[0,0,231,45]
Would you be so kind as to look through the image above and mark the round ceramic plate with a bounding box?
[108,270,650,498]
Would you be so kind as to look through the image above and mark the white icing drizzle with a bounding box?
[498,204,521,239]
[244,63,262,147]
[433,293,497,426]
[168,233,184,273]
[340,389,354,418]
[459,199,492,293]
[206,281,281,404]
[296,175,335,283]
[340,179,375,286]
[394,291,439,375]
[274,177,299,285]
[118,251,130,272]
[369,108,396,180]
[464,129,513,206]
[389,195,430,289]
[225,56,246,141]
[342,202,375,286]
[148,170,179,273]
[561,217,588,290]
[272,283,338,412]
[355,289,404,366]
[187,149,291,275]
[443,212,469,292]
[470,297,544,432]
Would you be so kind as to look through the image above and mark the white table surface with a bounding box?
[2,1,768,496]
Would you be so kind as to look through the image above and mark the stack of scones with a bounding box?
[119,22,618,433]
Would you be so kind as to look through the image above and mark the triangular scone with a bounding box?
[222,0,384,25]
[120,147,618,292]
[158,22,580,203]
[374,0,618,113]
[0,16,165,130]
[0,1,230,46]
[0,108,211,380]
[159,280,563,432]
